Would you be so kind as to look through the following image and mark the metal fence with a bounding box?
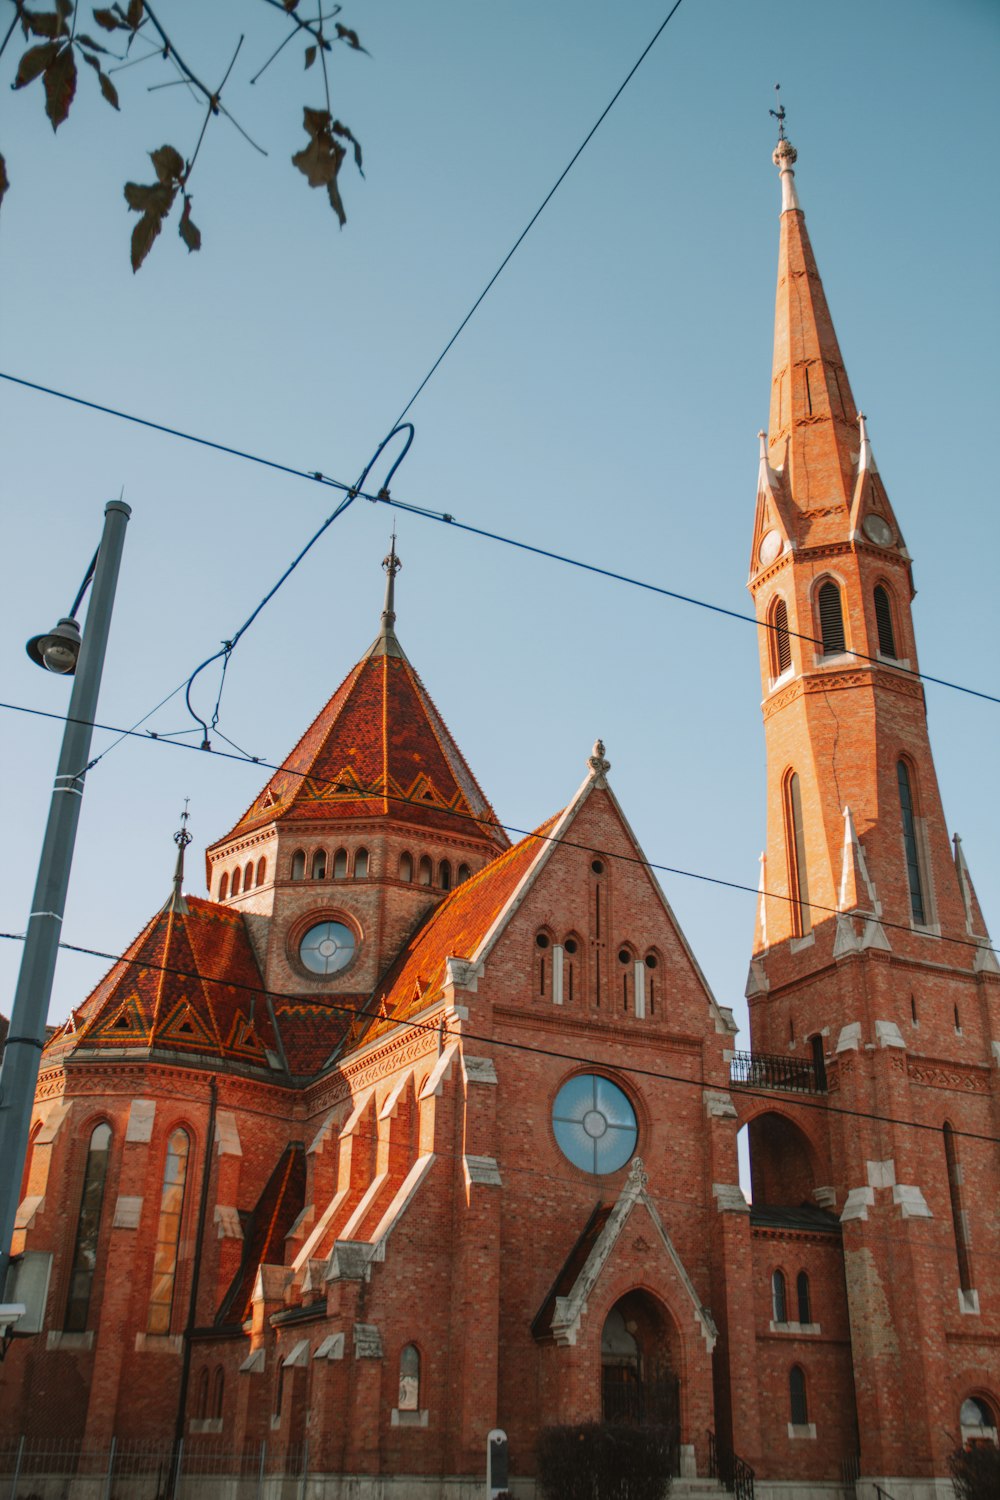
[0,1440,309,1500]
[728,1050,824,1094]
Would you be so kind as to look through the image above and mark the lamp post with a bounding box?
[0,499,131,1295]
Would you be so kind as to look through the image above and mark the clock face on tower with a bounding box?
[862,513,894,547]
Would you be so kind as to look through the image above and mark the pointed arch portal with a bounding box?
[600,1291,679,1460]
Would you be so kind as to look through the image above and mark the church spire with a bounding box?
[377,533,404,659]
[164,802,191,915]
[767,127,859,526]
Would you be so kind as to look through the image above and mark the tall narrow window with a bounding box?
[809,1035,826,1091]
[355,848,370,879]
[645,953,657,1016]
[618,950,632,1013]
[770,597,792,677]
[65,1123,112,1331]
[536,933,549,996]
[796,1271,811,1324]
[438,860,451,890]
[783,772,812,936]
[943,1123,973,1292]
[218,872,229,901]
[897,761,927,924]
[290,850,306,881]
[874,585,897,658]
[256,857,267,887]
[230,867,241,897]
[399,852,413,882]
[418,855,433,886]
[213,1367,225,1420]
[148,1128,190,1335]
[565,938,578,1004]
[244,861,254,890]
[457,863,471,885]
[333,848,348,879]
[398,1345,420,1411]
[197,1368,210,1420]
[772,1269,787,1323]
[789,1365,808,1425]
[311,849,327,880]
[817,581,846,655]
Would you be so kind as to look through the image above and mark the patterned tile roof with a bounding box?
[345,813,560,1051]
[48,897,283,1069]
[211,632,507,854]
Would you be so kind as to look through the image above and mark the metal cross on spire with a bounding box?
[770,83,787,140]
[167,799,192,914]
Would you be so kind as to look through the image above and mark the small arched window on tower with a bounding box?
[354,848,370,879]
[644,952,658,1016]
[148,1128,190,1335]
[874,584,898,658]
[230,867,241,897]
[333,848,348,879]
[782,771,812,937]
[290,849,306,881]
[399,852,413,882]
[311,849,327,880]
[457,863,471,885]
[418,855,433,887]
[64,1122,112,1332]
[796,1271,811,1324]
[817,580,847,656]
[789,1365,809,1426]
[438,860,451,891]
[218,871,229,902]
[244,860,254,891]
[772,1269,788,1323]
[256,856,267,887]
[618,948,633,1013]
[536,932,550,997]
[769,596,792,678]
[897,760,927,924]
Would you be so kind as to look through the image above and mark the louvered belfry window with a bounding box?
[874,585,897,657]
[897,761,927,924]
[772,598,792,675]
[817,581,846,655]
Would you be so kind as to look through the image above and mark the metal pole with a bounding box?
[102,1436,117,1500]
[256,1441,266,1500]
[0,500,131,1290]
[8,1434,24,1500]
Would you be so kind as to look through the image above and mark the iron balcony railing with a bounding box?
[729,1050,826,1094]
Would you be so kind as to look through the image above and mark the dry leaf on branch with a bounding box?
[123,144,188,271]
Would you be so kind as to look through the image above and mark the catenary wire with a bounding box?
[0,695,996,962]
[0,927,996,1150]
[2,373,997,708]
[388,0,688,427]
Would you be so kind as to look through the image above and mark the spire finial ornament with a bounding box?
[381,532,402,639]
[770,85,800,212]
[166,800,191,915]
[588,739,611,781]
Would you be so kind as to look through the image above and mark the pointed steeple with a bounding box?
[376,532,404,659]
[164,802,192,915]
[768,130,860,526]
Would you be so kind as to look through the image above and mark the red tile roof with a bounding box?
[210,634,507,854]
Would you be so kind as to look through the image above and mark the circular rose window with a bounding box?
[299,920,356,976]
[552,1074,637,1175]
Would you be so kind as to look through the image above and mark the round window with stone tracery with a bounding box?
[552,1074,637,1175]
[298,920,356,975]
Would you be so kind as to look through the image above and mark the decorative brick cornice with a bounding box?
[907,1058,992,1095]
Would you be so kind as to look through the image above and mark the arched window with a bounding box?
[796,1271,811,1324]
[457,863,471,885]
[399,852,413,882]
[311,849,327,880]
[197,1367,210,1421]
[536,932,550,997]
[772,1269,787,1323]
[897,761,927,924]
[256,857,267,887]
[244,861,254,891]
[64,1122,112,1332]
[398,1344,420,1412]
[808,1034,826,1091]
[231,866,241,897]
[213,1366,225,1420]
[874,585,897,657]
[218,871,229,902]
[782,771,812,936]
[564,936,579,1004]
[644,952,657,1016]
[960,1396,998,1446]
[769,596,792,677]
[618,948,633,1013]
[438,860,451,891]
[333,848,348,879]
[148,1128,190,1335]
[418,855,433,886]
[943,1122,973,1293]
[817,580,846,655]
[290,850,306,881]
[789,1365,808,1425]
[355,848,370,879]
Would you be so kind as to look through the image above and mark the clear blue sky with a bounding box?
[2,0,998,1047]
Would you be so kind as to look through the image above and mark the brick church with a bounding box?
[3,132,998,1498]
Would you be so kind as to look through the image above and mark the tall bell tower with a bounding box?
[744,124,1000,1491]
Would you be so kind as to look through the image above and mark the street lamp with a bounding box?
[0,500,131,1301]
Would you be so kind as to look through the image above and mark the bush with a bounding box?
[536,1423,673,1500]
[949,1445,1000,1500]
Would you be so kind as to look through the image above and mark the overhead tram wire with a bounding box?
[1,374,997,710]
[0,694,996,964]
[0,926,996,1152]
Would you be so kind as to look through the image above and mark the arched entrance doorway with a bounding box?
[600,1292,679,1466]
